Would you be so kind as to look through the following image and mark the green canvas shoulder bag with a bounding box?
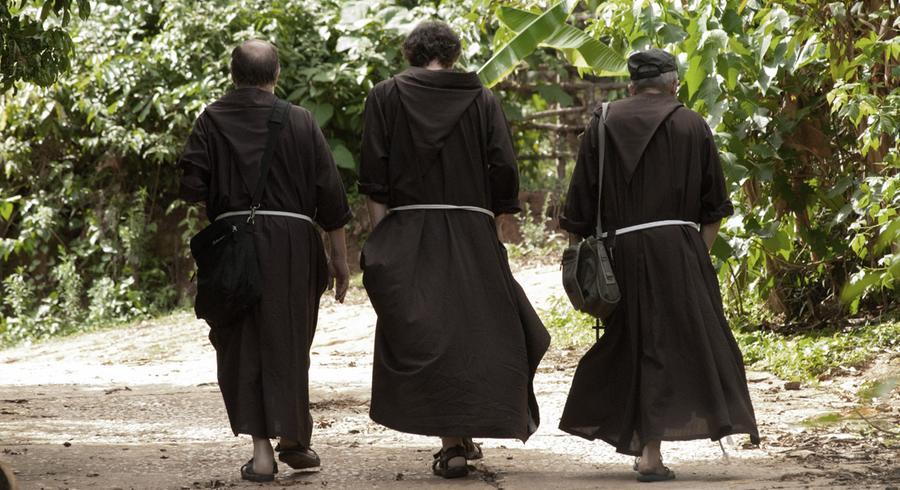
[561,102,621,323]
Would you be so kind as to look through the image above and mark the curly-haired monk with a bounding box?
[358,21,550,479]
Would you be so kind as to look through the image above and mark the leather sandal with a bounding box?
[275,443,321,470]
[240,458,278,482]
[432,445,468,479]
[636,466,676,483]
[463,438,483,460]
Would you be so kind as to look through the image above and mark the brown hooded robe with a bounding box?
[359,68,550,441]
[179,88,351,444]
[558,93,760,455]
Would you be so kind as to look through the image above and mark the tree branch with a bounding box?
[517,153,576,161]
[495,80,627,95]
[517,122,585,133]
[521,107,590,120]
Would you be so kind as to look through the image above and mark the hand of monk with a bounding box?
[329,258,350,303]
[325,228,350,303]
[701,221,722,252]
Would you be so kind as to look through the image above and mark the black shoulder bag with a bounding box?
[561,102,621,328]
[189,98,290,328]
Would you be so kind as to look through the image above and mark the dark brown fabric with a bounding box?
[558,93,759,456]
[359,68,550,441]
[179,87,351,444]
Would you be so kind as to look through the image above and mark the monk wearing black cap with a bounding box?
[359,21,550,479]
[558,48,759,482]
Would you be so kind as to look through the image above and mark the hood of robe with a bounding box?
[602,92,683,183]
[203,87,278,193]
[393,67,484,160]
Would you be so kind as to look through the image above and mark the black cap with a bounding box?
[627,49,677,80]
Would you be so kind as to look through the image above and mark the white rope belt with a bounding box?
[388,204,495,218]
[215,210,313,223]
[601,219,699,238]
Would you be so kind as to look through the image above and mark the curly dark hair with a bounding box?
[401,21,461,68]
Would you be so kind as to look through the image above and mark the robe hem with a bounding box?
[558,424,760,456]
[371,412,532,442]
[229,427,312,445]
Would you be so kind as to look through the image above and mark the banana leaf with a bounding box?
[494,5,627,77]
[477,1,574,88]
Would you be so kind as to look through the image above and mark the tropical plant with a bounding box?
[478,0,626,87]
[0,0,91,89]
[484,0,899,325]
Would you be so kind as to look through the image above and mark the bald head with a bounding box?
[230,40,280,89]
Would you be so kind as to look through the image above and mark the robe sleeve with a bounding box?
[560,117,600,238]
[358,87,390,204]
[310,113,353,231]
[699,124,734,224]
[486,93,521,215]
[178,114,211,203]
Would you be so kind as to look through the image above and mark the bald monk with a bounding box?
[179,40,352,482]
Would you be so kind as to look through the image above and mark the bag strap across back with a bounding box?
[594,102,609,238]
[250,98,291,210]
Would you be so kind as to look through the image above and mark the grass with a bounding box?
[734,321,899,382]
[539,294,603,349]
[538,296,603,349]
[505,200,565,265]
[0,309,197,352]
[799,381,899,448]
[801,412,845,427]
[539,293,899,382]
[857,376,899,404]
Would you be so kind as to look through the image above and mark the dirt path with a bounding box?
[1,265,897,489]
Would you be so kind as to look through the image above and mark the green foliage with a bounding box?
[857,376,898,405]
[506,195,564,261]
[2,270,35,335]
[1,0,897,345]
[0,0,91,89]
[86,276,146,326]
[491,0,899,323]
[52,252,82,315]
[734,321,900,382]
[0,0,498,344]
[539,294,597,348]
[801,411,844,427]
[3,267,68,343]
[544,297,898,382]
[480,1,596,87]
[491,2,626,79]
[0,248,145,344]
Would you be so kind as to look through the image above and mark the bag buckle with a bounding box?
[247,205,259,224]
